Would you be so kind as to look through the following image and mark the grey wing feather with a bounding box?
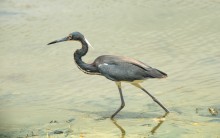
[143,67,167,78]
[97,62,149,81]
[95,55,167,81]
[117,56,167,78]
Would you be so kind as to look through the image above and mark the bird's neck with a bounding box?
[73,38,98,74]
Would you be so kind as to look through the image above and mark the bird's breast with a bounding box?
[74,61,101,75]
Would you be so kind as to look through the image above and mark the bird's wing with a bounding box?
[119,56,152,70]
[97,62,149,81]
[95,55,151,69]
[94,55,167,81]
[119,56,168,78]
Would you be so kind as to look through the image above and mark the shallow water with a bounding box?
[0,0,220,137]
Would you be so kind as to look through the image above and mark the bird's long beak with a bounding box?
[47,37,68,45]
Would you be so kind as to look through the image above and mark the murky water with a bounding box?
[0,0,220,137]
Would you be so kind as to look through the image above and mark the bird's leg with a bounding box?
[111,82,125,119]
[132,83,169,113]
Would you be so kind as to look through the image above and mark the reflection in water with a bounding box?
[111,113,169,137]
[150,113,169,134]
[1,0,220,137]
[111,118,126,138]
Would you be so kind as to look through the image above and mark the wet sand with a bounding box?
[0,0,220,137]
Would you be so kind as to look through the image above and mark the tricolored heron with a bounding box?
[48,32,169,118]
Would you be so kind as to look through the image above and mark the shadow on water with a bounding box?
[67,107,168,119]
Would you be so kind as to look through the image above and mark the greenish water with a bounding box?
[0,0,220,137]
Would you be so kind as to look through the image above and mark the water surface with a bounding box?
[0,0,220,137]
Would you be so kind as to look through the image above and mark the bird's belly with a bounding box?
[121,79,145,83]
[131,79,145,83]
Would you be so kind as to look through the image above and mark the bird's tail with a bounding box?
[147,68,168,78]
[156,69,168,78]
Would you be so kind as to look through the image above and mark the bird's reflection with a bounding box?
[111,118,126,138]
[110,112,169,137]
[150,112,168,134]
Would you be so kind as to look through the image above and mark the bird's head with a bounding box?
[68,32,84,41]
[47,32,92,47]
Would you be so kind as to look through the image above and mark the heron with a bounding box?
[48,32,169,118]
